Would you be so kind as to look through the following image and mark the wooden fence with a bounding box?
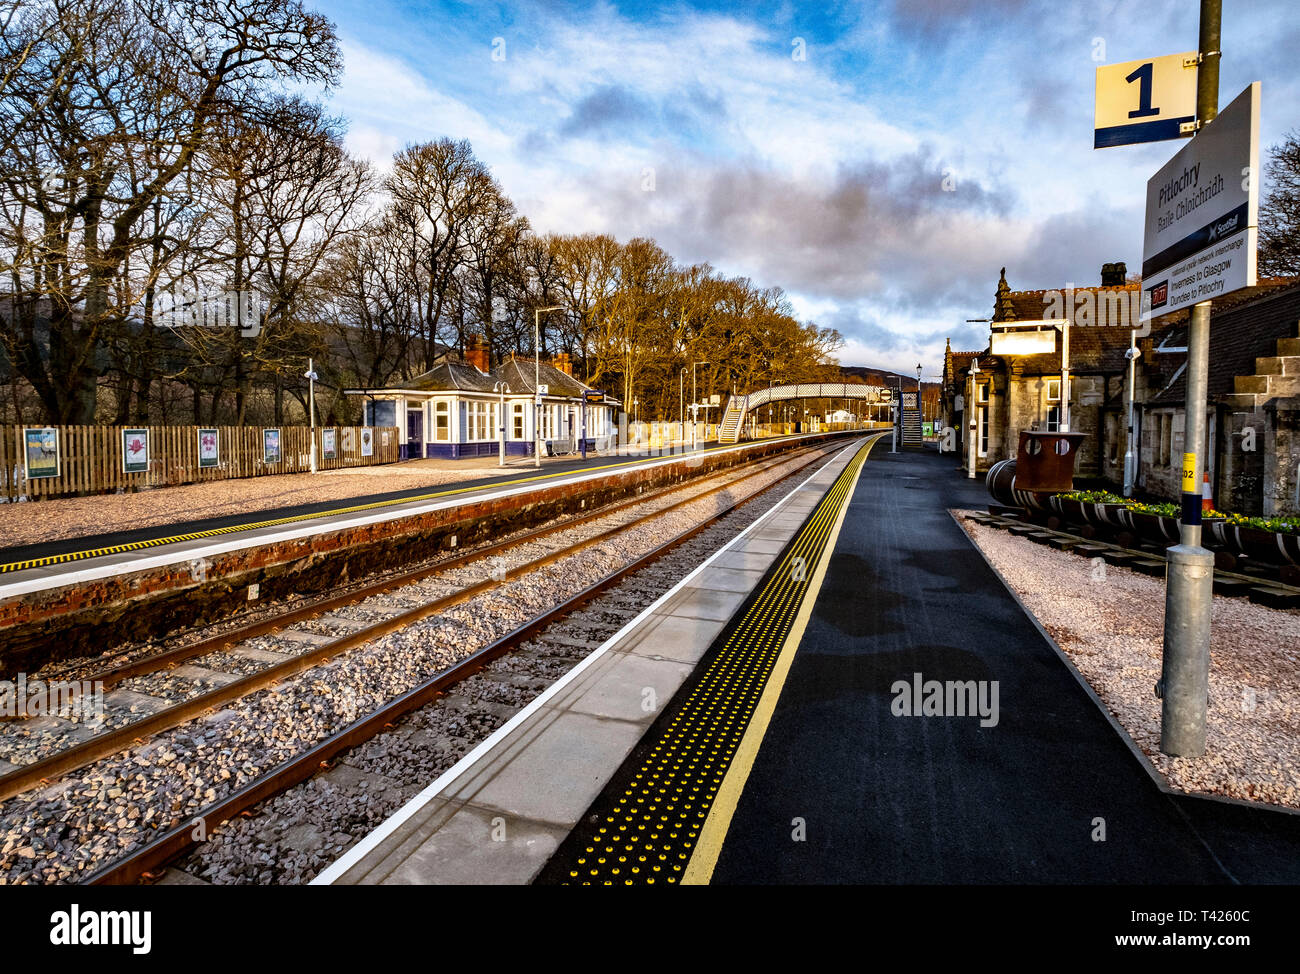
[1,424,400,501]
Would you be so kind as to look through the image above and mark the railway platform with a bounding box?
[313,436,879,884]
[315,440,1300,885]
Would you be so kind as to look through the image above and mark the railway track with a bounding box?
[0,439,855,884]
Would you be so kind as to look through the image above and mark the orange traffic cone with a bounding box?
[1202,471,1213,514]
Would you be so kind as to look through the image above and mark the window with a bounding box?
[513,402,525,439]
[1105,414,1119,463]
[977,384,990,457]
[466,401,494,441]
[433,401,449,442]
[1158,413,1172,466]
[1046,406,1061,433]
[1047,379,1061,402]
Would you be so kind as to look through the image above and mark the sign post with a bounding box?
[1147,0,1249,758]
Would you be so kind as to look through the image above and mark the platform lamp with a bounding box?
[691,360,708,451]
[967,358,980,479]
[304,359,319,474]
[494,380,508,467]
[533,305,563,468]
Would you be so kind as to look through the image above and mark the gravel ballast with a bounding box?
[958,513,1300,811]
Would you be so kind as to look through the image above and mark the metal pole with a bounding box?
[1060,312,1071,432]
[1124,330,1138,496]
[533,310,541,469]
[1160,0,1220,758]
[497,382,506,467]
[308,358,317,474]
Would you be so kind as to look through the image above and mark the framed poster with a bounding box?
[262,428,281,465]
[122,428,149,474]
[360,427,374,457]
[22,428,60,480]
[341,428,355,454]
[322,428,337,461]
[198,428,219,469]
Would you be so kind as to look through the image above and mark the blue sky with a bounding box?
[311,0,1300,377]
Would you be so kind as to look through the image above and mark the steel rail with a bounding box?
[0,445,835,803]
[81,441,853,885]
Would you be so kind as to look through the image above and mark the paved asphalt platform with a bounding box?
[704,445,1300,884]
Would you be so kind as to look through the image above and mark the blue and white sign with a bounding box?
[1094,52,1198,149]
[1140,83,1260,321]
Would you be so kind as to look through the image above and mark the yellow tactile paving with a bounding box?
[544,437,876,885]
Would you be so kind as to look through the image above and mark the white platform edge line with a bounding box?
[0,435,830,600]
[310,438,864,886]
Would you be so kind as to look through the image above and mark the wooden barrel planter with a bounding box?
[1222,524,1300,566]
[1123,509,1181,545]
[1089,501,1130,533]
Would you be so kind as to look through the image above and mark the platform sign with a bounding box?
[991,326,1056,355]
[1140,82,1260,321]
[262,428,281,465]
[1095,52,1198,148]
[22,427,59,479]
[197,428,219,469]
[322,428,337,461]
[122,428,149,474]
[584,389,604,403]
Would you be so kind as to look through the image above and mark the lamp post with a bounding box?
[691,360,708,451]
[494,380,508,467]
[533,305,562,469]
[304,359,319,473]
[679,367,686,445]
[916,362,923,437]
[967,358,980,479]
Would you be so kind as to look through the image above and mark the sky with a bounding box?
[309,0,1300,379]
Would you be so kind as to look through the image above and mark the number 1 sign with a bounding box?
[1095,52,1198,148]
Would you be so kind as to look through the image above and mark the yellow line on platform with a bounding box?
[681,434,878,884]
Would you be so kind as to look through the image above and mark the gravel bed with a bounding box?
[0,446,837,884]
[173,454,832,884]
[958,512,1300,810]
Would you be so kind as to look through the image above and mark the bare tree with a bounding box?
[1260,130,1300,278]
[0,0,340,423]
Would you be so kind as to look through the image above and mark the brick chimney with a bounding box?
[1101,262,1128,287]
[465,335,490,373]
[553,351,573,377]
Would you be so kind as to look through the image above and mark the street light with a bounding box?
[967,358,980,478]
[494,380,508,467]
[691,360,708,450]
[304,359,319,473]
[917,362,924,435]
[533,305,562,469]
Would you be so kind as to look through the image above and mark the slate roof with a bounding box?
[1147,279,1300,405]
[346,355,621,404]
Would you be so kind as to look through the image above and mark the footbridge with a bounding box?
[718,382,892,443]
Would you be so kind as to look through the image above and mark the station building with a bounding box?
[943,266,1300,516]
[344,336,620,460]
